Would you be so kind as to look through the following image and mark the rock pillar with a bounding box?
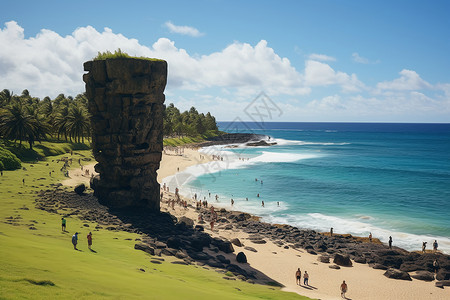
[83,58,167,210]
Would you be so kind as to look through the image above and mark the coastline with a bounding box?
[157,146,450,300]
[59,145,450,299]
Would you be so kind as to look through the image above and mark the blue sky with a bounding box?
[1,0,449,122]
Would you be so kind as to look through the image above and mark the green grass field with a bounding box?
[0,147,310,299]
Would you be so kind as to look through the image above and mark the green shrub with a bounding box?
[0,146,21,170]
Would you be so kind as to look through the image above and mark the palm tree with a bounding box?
[24,105,51,149]
[66,104,91,143]
[0,101,49,149]
[0,89,14,106]
[53,105,70,141]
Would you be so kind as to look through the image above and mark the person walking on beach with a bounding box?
[422,241,427,253]
[72,232,79,250]
[87,232,93,250]
[61,217,66,232]
[295,268,301,285]
[330,227,333,237]
[433,259,439,274]
[261,200,264,207]
[433,240,438,252]
[369,232,372,242]
[231,199,234,206]
[388,236,393,249]
[340,280,348,298]
[303,271,309,286]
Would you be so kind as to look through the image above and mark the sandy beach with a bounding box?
[63,147,449,300]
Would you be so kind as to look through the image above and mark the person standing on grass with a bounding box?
[303,271,309,286]
[72,232,79,250]
[87,232,93,249]
[61,217,66,231]
[340,280,348,298]
[295,268,301,285]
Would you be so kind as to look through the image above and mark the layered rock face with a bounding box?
[83,58,167,210]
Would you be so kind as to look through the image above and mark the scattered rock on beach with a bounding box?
[318,255,330,263]
[177,216,194,228]
[231,238,242,247]
[74,183,86,195]
[236,252,247,263]
[372,263,388,270]
[411,271,435,281]
[435,280,450,288]
[329,265,341,269]
[244,246,257,252]
[250,239,266,244]
[354,256,367,264]
[384,268,412,281]
[334,253,352,267]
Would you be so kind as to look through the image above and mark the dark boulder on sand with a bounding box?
[411,271,435,281]
[177,216,194,228]
[334,253,352,267]
[435,280,450,288]
[372,263,388,270]
[384,268,412,281]
[231,238,242,247]
[74,183,86,195]
[213,239,234,253]
[318,255,330,263]
[236,252,247,263]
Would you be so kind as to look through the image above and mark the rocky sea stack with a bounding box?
[83,58,167,210]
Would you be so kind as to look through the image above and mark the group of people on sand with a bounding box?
[296,268,348,299]
[211,154,224,161]
[295,268,309,286]
[61,217,93,251]
[422,240,439,253]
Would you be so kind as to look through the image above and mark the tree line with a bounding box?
[163,103,218,137]
[0,89,219,149]
[0,89,91,149]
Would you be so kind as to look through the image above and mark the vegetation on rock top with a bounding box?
[93,48,164,62]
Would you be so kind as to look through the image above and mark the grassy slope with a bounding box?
[163,131,223,147]
[0,149,310,299]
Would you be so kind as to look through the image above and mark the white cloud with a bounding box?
[1,21,449,122]
[307,95,345,110]
[352,52,369,64]
[304,60,364,92]
[0,21,311,97]
[308,53,336,62]
[164,21,204,37]
[377,69,432,91]
[352,52,380,64]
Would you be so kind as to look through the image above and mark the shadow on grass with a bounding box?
[36,189,283,287]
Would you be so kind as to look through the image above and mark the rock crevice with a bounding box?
[83,58,167,210]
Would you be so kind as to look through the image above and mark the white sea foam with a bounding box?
[263,212,450,254]
[274,138,350,146]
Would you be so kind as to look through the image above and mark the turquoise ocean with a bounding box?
[163,122,450,253]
